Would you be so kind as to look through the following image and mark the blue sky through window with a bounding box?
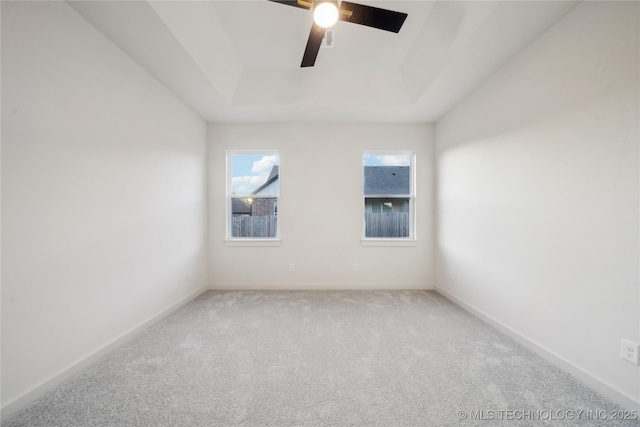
[363,154,411,167]
[231,154,279,196]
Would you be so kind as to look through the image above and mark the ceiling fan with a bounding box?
[267,0,408,67]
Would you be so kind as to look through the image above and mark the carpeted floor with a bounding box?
[3,290,638,426]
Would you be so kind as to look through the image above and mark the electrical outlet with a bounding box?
[289,264,294,272]
[621,339,639,365]
[353,264,358,272]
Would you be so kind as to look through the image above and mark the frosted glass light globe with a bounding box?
[313,3,339,28]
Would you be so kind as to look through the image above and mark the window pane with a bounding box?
[364,198,410,238]
[363,152,413,239]
[231,197,278,238]
[231,154,279,196]
[229,153,279,239]
[363,154,410,195]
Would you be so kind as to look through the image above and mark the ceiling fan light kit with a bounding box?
[313,0,339,28]
[268,0,408,67]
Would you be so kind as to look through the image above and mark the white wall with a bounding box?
[435,1,639,408]
[209,123,434,289]
[1,1,208,413]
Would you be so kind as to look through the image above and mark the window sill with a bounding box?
[361,239,418,247]
[224,239,282,247]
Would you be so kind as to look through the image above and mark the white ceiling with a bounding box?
[68,0,579,123]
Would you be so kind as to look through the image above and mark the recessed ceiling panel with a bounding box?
[69,0,581,122]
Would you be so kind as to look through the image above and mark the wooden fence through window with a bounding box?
[231,215,278,238]
[232,213,407,238]
[365,212,410,238]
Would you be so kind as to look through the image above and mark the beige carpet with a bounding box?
[4,290,636,426]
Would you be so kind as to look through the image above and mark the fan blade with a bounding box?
[339,1,407,33]
[301,23,326,67]
[266,0,311,10]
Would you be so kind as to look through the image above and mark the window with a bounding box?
[363,152,414,239]
[228,151,279,239]
[371,201,393,213]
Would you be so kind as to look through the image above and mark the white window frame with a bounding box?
[362,150,417,247]
[225,150,281,247]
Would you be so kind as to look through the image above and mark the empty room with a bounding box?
[1,0,638,425]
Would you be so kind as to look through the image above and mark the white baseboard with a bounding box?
[1,286,208,421]
[435,286,640,412]
[208,283,434,290]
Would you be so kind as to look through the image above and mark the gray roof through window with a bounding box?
[231,198,251,214]
[364,166,410,195]
[251,165,279,195]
